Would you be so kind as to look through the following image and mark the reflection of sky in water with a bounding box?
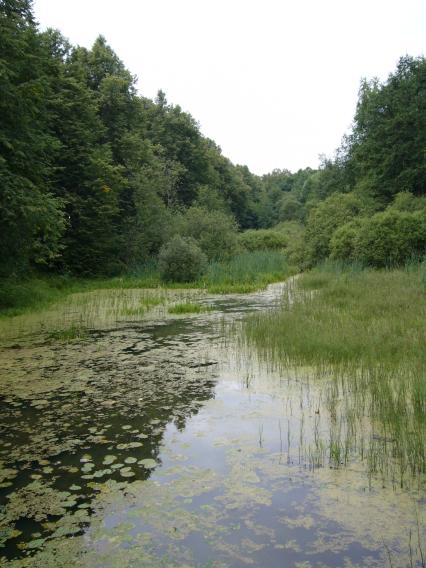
[0,280,424,567]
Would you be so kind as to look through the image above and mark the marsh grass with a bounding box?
[205,251,293,294]
[168,302,214,314]
[243,263,426,485]
[46,324,89,342]
[0,251,293,321]
[0,288,202,342]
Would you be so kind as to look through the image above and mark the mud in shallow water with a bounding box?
[0,282,424,567]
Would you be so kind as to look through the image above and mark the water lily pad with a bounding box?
[81,462,94,474]
[92,468,112,478]
[103,455,117,465]
[138,458,157,469]
[127,442,143,449]
[124,457,137,464]
[120,469,135,478]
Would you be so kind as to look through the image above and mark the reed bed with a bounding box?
[242,263,426,486]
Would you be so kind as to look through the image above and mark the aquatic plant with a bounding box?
[168,302,213,314]
[242,264,426,485]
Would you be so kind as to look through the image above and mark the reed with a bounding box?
[242,263,426,485]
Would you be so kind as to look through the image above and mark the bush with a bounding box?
[274,221,306,268]
[181,206,239,261]
[389,192,426,213]
[353,209,426,267]
[158,236,207,283]
[305,193,363,265]
[330,220,363,262]
[238,229,287,252]
[330,209,426,267]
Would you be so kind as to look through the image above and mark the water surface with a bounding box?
[0,282,424,567]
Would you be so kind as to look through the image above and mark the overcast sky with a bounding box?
[33,0,425,175]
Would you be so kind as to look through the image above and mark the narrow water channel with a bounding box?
[0,281,424,567]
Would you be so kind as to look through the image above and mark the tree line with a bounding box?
[1,0,425,281]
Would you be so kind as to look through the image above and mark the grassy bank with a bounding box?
[0,251,293,318]
[243,262,426,485]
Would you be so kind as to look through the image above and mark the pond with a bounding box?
[0,281,424,567]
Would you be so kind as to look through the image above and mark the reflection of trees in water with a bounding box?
[0,322,218,558]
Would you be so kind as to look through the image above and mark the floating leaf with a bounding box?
[138,459,157,469]
[27,538,46,549]
[81,462,94,474]
[103,455,117,465]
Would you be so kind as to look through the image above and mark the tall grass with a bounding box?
[168,302,214,314]
[204,251,293,293]
[243,263,426,485]
[0,251,293,317]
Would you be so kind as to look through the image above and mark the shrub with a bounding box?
[181,206,239,261]
[274,221,306,268]
[238,229,287,252]
[330,220,363,262]
[389,192,426,213]
[305,193,363,265]
[158,236,207,283]
[353,209,426,267]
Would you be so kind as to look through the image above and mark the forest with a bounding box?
[1,2,426,566]
[1,0,425,313]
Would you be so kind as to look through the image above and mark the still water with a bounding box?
[0,282,424,567]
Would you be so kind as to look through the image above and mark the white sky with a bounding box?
[33,0,425,175]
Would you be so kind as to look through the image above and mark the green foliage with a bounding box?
[274,221,306,268]
[0,1,66,274]
[238,229,287,252]
[158,236,207,283]
[0,278,58,311]
[278,193,305,222]
[330,220,363,262]
[347,56,426,202]
[353,209,426,267]
[0,2,265,279]
[331,208,426,267]
[305,193,363,265]
[1,2,424,283]
[168,302,213,314]
[389,192,426,213]
[181,206,239,261]
[205,251,292,293]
